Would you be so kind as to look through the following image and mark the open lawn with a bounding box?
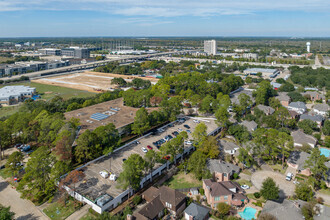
[0,105,21,118]
[0,168,12,179]
[319,189,330,196]
[235,179,252,187]
[269,164,286,174]
[44,199,79,220]
[164,172,202,189]
[0,81,95,101]
[80,213,97,220]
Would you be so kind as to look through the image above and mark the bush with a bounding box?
[132,195,142,206]
[252,201,262,207]
[317,197,324,204]
[254,192,261,199]
[199,188,205,195]
[232,173,239,179]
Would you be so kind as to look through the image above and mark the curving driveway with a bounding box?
[251,171,295,197]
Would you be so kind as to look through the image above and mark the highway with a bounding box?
[0,51,186,82]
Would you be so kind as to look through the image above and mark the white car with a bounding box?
[141,147,148,153]
[178,128,183,132]
[286,173,293,181]
[241,185,250,190]
[193,119,200,123]
[185,140,193,145]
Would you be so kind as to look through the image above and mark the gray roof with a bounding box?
[261,200,304,220]
[256,104,275,115]
[276,92,290,102]
[271,82,282,88]
[244,68,278,73]
[300,114,324,122]
[0,85,35,100]
[219,140,240,151]
[314,204,330,220]
[207,159,240,174]
[240,120,258,132]
[289,101,307,109]
[291,130,317,146]
[314,103,330,112]
[302,91,325,100]
[184,203,210,219]
[287,151,311,170]
[230,89,255,105]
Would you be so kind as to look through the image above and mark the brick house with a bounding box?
[287,151,311,176]
[203,179,247,209]
[206,159,240,182]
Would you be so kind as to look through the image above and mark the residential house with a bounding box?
[287,151,311,176]
[219,140,240,155]
[291,130,317,148]
[206,159,240,182]
[261,200,305,220]
[229,89,255,106]
[254,104,275,115]
[134,186,186,219]
[288,110,300,119]
[299,114,324,128]
[240,120,258,133]
[184,203,210,220]
[270,82,282,90]
[313,103,329,117]
[203,179,248,209]
[301,91,325,102]
[276,92,291,107]
[287,102,307,114]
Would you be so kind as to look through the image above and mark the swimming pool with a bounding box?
[239,207,257,220]
[320,148,330,158]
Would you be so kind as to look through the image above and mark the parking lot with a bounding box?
[74,117,219,202]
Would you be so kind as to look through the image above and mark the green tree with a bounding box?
[322,120,330,136]
[237,148,254,168]
[198,136,220,159]
[111,77,127,87]
[301,202,315,220]
[279,83,295,92]
[75,130,101,164]
[192,122,207,146]
[144,150,158,182]
[215,107,229,128]
[118,154,146,191]
[131,108,150,136]
[216,202,231,218]
[260,177,279,200]
[18,146,56,203]
[187,151,208,180]
[304,148,328,187]
[5,151,24,176]
[298,119,319,135]
[295,182,313,201]
[253,80,276,105]
[94,123,120,154]
[0,205,15,220]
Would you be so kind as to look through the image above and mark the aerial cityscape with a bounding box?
[0,1,330,220]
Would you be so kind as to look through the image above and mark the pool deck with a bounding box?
[236,202,262,220]
[320,147,330,159]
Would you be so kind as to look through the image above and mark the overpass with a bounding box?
[1,51,187,82]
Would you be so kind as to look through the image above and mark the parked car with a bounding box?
[147,145,153,150]
[178,128,183,132]
[172,131,179,136]
[193,119,200,123]
[241,185,250,190]
[184,124,190,129]
[286,173,293,181]
[185,140,193,145]
[122,158,126,162]
[141,147,148,153]
[186,129,191,133]
[163,155,170,160]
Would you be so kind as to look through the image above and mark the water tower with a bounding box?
[306,42,311,53]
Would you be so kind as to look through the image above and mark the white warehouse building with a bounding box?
[0,85,36,105]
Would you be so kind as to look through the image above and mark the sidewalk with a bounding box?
[66,205,89,220]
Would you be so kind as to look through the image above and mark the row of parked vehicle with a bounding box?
[15,144,32,153]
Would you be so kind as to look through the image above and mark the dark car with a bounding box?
[168,135,173,140]
[122,158,126,162]
[172,131,179,136]
[183,124,190,129]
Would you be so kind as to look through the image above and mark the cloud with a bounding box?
[0,0,329,17]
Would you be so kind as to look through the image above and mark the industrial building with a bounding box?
[204,40,217,55]
[61,47,90,59]
[38,48,61,56]
[0,85,36,105]
[243,68,280,78]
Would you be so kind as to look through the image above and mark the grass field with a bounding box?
[44,200,78,220]
[235,179,252,187]
[164,172,202,189]
[0,56,14,63]
[0,81,96,118]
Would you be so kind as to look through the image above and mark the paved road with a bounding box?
[251,171,295,198]
[66,205,89,220]
[0,177,48,220]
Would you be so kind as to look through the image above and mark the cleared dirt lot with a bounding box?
[0,177,48,220]
[251,170,295,197]
[75,117,219,201]
[33,71,159,93]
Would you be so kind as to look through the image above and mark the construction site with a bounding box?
[32,71,159,93]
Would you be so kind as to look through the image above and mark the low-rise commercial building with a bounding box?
[0,85,36,105]
[243,68,280,78]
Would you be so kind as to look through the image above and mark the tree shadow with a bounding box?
[16,214,39,220]
[0,180,9,192]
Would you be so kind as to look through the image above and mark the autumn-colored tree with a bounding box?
[150,96,163,106]
[54,135,72,162]
[59,170,85,206]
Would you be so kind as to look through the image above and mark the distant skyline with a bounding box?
[0,0,330,37]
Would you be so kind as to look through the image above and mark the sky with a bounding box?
[0,0,329,37]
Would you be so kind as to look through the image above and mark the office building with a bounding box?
[61,47,90,59]
[0,86,36,105]
[204,40,217,55]
[38,48,61,56]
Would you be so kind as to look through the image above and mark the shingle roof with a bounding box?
[241,120,258,132]
[300,114,324,122]
[137,196,164,219]
[261,200,304,220]
[203,179,244,197]
[276,92,290,102]
[158,186,186,207]
[184,203,210,219]
[206,159,240,175]
[289,101,307,109]
[314,103,330,112]
[287,151,311,170]
[256,104,275,115]
[291,130,317,146]
[219,140,240,151]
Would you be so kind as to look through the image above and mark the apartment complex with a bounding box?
[204,40,217,55]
